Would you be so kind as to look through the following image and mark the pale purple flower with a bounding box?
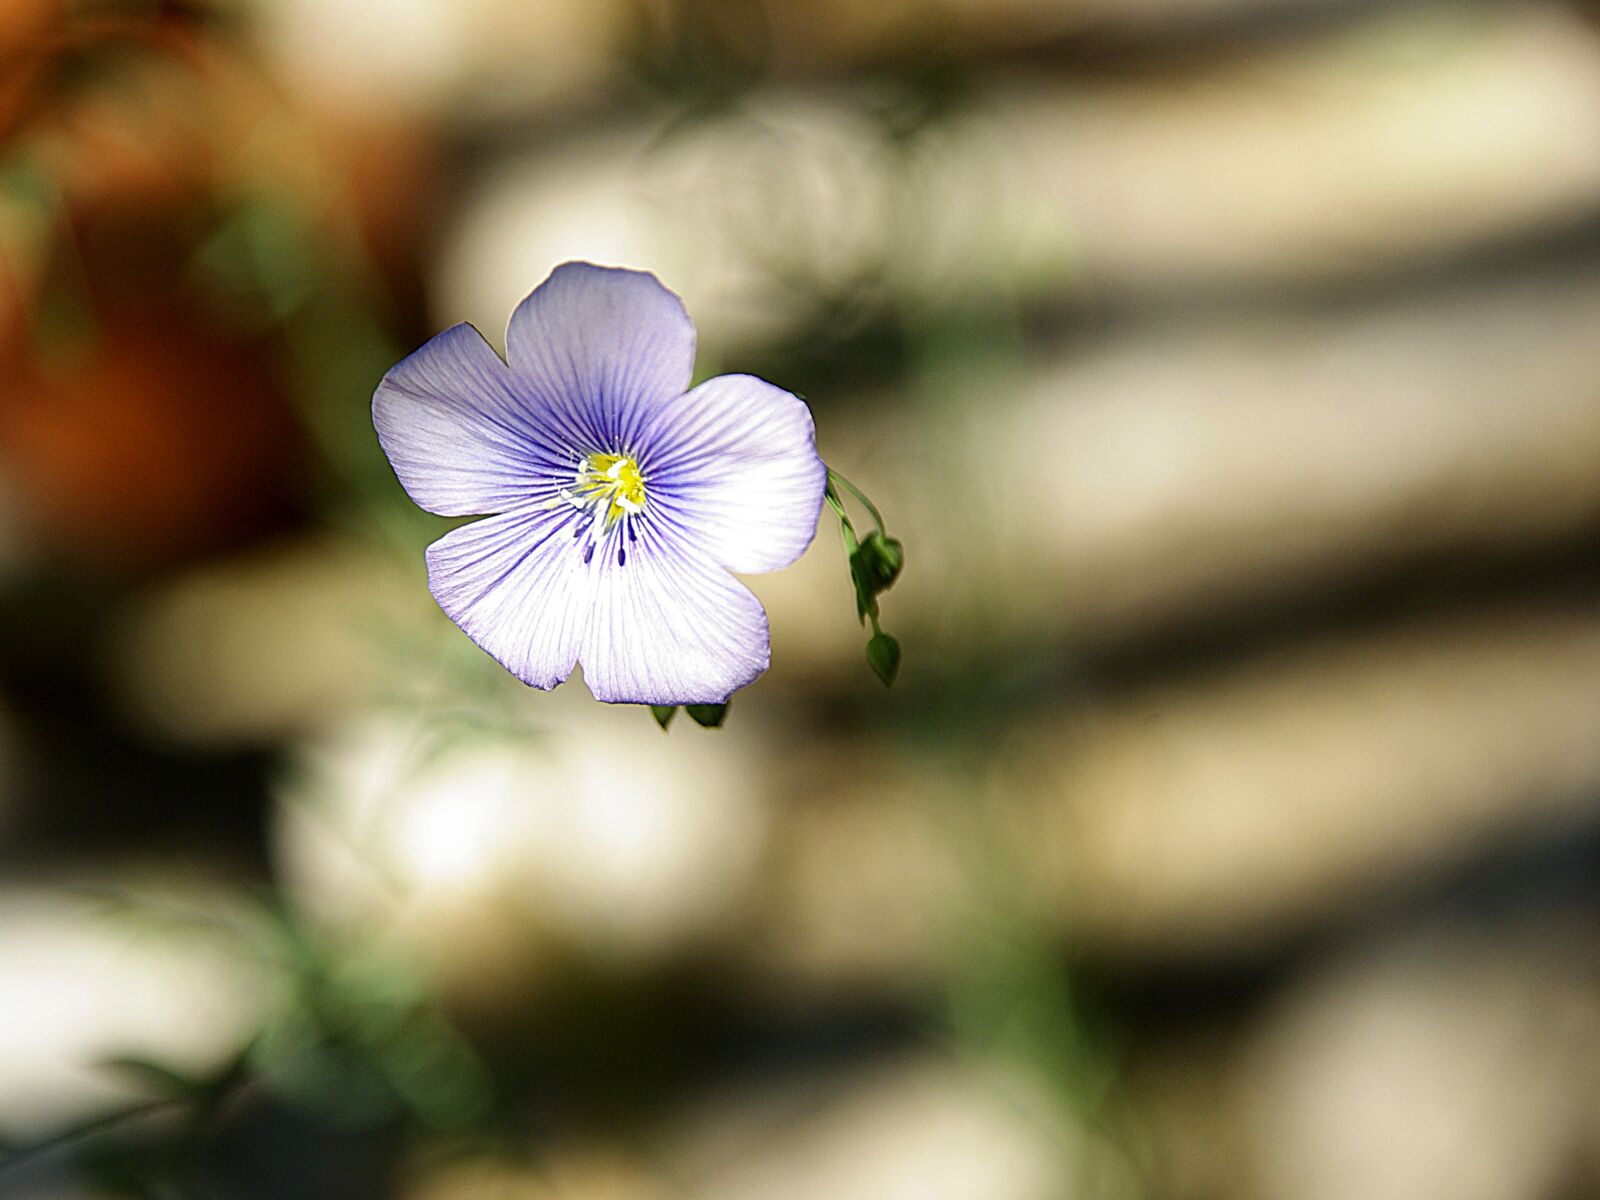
[373,262,827,705]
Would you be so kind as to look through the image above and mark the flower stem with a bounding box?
[824,479,859,552]
[826,469,886,536]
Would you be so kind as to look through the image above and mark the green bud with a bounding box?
[650,705,677,730]
[857,532,904,592]
[686,703,729,728]
[866,632,901,686]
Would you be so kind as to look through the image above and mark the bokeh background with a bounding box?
[4,0,1600,1196]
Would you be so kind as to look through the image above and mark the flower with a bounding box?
[373,262,827,705]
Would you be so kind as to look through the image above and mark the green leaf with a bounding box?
[857,532,904,591]
[685,703,728,728]
[650,705,678,730]
[866,632,900,686]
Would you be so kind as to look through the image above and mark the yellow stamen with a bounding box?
[573,452,646,525]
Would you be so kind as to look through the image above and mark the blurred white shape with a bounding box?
[665,1055,1082,1200]
[1016,603,1600,955]
[390,747,539,894]
[0,885,275,1139]
[1028,4,1600,292]
[260,0,461,112]
[255,0,618,118]
[273,701,769,992]
[1237,930,1600,1200]
[106,536,433,748]
[823,260,1600,659]
[438,93,902,364]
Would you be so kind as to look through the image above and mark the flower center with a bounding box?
[572,451,646,524]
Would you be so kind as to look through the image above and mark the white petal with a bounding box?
[373,323,570,516]
[578,529,770,705]
[425,504,595,689]
[505,262,696,453]
[643,374,827,573]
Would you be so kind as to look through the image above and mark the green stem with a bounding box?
[824,480,858,552]
[823,481,849,525]
[826,469,886,536]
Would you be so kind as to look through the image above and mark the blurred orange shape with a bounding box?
[0,302,305,574]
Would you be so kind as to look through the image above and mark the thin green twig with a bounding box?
[824,480,859,551]
[826,469,886,535]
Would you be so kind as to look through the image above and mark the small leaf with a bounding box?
[866,632,900,686]
[857,532,904,592]
[685,703,728,728]
[650,705,678,730]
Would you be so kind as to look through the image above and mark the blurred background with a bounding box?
[4,0,1600,1196]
